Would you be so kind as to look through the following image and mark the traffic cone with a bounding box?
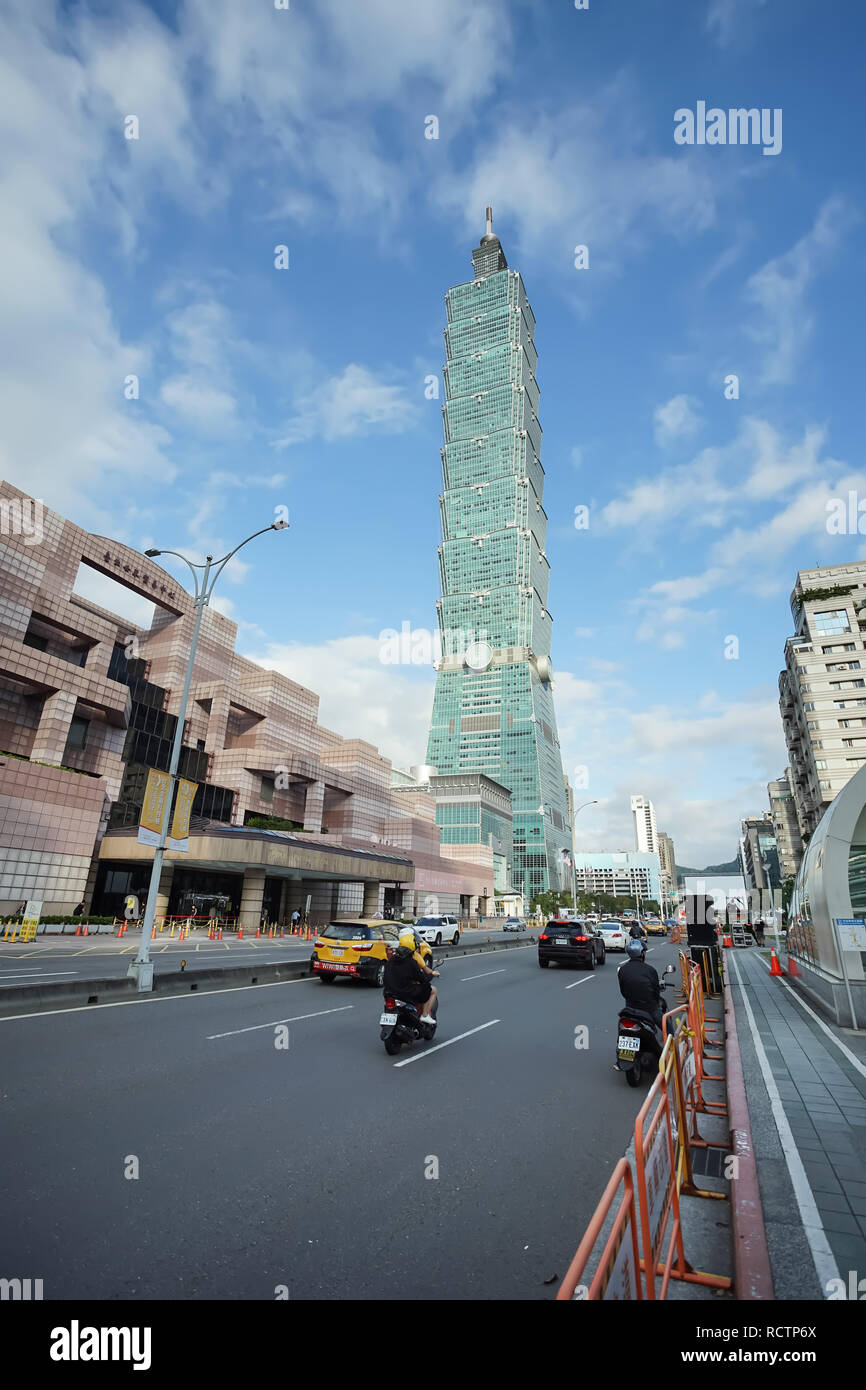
[280,926,284,938]
[770,948,784,977]
[75,924,81,936]
[238,927,243,940]
[83,923,89,936]
[787,955,801,977]
[218,928,223,941]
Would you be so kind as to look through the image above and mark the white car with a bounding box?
[415,914,460,946]
[597,922,628,952]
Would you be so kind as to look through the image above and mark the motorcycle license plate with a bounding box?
[555,938,568,945]
[618,1036,640,1053]
[380,1013,398,1025]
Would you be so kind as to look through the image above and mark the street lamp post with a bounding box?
[127,520,288,991]
[564,799,597,915]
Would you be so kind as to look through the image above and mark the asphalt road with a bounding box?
[0,938,679,1300]
[0,927,536,985]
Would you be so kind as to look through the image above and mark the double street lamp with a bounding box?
[128,520,288,991]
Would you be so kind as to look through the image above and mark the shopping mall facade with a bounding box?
[0,482,500,928]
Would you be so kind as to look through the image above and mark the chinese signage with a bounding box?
[137,769,171,847]
[834,919,866,952]
[168,778,198,853]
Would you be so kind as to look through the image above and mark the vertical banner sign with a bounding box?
[137,769,171,847]
[167,778,198,853]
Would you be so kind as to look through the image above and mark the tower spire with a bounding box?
[485,204,493,238]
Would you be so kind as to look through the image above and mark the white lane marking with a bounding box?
[207,1005,353,1039]
[565,976,596,990]
[393,1019,500,1067]
[0,975,317,1023]
[757,954,866,1080]
[729,951,839,1292]
[0,967,79,978]
[0,972,80,984]
[460,969,506,981]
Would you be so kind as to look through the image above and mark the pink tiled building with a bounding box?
[0,482,495,923]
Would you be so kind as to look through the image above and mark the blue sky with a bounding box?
[2,0,865,866]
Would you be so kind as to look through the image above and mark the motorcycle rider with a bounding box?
[618,938,664,1029]
[383,928,440,1021]
[627,919,647,960]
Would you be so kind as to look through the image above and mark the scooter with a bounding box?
[380,987,439,1056]
[615,964,676,1088]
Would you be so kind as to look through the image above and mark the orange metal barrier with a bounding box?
[556,1159,643,1301]
[661,1009,728,1193]
[633,1066,730,1297]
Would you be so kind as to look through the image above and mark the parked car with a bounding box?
[597,922,627,952]
[538,919,606,970]
[502,916,527,932]
[311,920,433,986]
[415,914,460,946]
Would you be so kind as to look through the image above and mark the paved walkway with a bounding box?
[727,947,866,1299]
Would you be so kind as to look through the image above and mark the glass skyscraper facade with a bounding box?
[425,212,572,900]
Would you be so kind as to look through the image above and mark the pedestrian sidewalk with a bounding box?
[727,947,866,1299]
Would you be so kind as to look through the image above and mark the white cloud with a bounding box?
[244,634,436,770]
[744,197,857,387]
[160,377,238,431]
[706,0,767,48]
[435,83,720,276]
[276,364,417,447]
[653,394,703,448]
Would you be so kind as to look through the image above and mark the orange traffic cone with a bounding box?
[256,927,261,937]
[83,923,89,936]
[238,927,243,940]
[75,924,81,936]
[770,948,784,977]
[218,928,223,941]
[787,955,801,976]
[280,926,284,938]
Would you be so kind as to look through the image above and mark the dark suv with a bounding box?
[538,919,606,970]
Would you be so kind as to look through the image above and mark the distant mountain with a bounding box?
[676,859,739,878]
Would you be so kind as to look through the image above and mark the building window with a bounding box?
[260,777,274,805]
[66,716,89,750]
[813,609,851,635]
[23,631,48,652]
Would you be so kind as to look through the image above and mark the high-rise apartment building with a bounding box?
[631,795,658,855]
[767,770,804,879]
[657,830,678,909]
[739,816,782,891]
[779,563,866,840]
[425,211,571,900]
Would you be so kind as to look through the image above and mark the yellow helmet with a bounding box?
[399,928,417,951]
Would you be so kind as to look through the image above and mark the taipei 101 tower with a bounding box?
[425,210,572,901]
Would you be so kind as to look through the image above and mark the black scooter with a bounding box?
[380,988,439,1056]
[615,964,676,1087]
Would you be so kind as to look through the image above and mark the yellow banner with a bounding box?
[138,768,171,847]
[168,777,198,852]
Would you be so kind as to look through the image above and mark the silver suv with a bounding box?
[415,914,460,946]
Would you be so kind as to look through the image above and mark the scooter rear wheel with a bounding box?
[625,1063,641,1087]
[384,1036,401,1056]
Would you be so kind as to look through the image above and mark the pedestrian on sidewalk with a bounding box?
[291,909,300,931]
[73,902,85,917]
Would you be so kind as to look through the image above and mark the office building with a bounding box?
[425,210,571,900]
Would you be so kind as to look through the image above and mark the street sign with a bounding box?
[834,919,866,951]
